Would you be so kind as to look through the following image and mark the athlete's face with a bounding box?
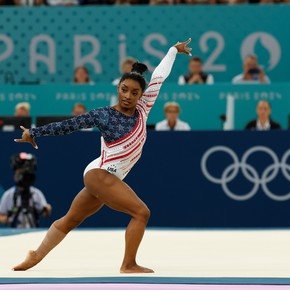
[118,79,143,109]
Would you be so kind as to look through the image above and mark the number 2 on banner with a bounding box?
[199,31,226,72]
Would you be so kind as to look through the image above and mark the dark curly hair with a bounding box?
[118,62,148,92]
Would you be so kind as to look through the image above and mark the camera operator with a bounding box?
[0,152,51,228]
[232,55,271,84]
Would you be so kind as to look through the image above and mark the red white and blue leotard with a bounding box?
[29,47,177,180]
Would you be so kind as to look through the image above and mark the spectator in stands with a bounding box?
[178,57,214,85]
[114,0,140,4]
[150,0,172,4]
[71,103,93,131]
[72,103,87,116]
[112,57,137,85]
[232,55,271,84]
[228,0,247,3]
[174,0,213,4]
[46,0,80,5]
[245,100,281,130]
[13,0,44,5]
[73,66,94,84]
[15,102,30,117]
[155,102,191,131]
[0,152,51,228]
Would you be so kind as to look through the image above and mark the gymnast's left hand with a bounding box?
[174,38,192,56]
[14,126,38,149]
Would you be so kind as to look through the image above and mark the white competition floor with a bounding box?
[1,229,290,285]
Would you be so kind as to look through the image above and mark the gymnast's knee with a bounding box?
[135,205,151,223]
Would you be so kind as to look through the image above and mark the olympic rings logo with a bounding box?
[201,146,290,201]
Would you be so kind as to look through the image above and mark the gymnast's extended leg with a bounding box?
[13,188,103,271]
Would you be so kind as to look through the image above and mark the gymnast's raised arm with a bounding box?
[139,38,192,115]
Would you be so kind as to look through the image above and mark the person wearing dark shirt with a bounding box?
[178,57,214,85]
[245,100,281,130]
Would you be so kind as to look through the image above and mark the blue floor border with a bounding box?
[1,227,290,237]
[1,277,290,285]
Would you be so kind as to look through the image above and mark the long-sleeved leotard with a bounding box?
[30,47,177,179]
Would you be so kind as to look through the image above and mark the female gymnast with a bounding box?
[13,39,192,273]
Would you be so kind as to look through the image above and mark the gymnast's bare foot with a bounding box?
[120,263,154,273]
[12,250,42,271]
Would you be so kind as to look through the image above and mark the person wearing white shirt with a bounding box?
[232,55,271,84]
[178,57,214,85]
[155,102,191,131]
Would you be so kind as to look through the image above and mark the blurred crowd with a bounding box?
[1,53,282,131]
[93,54,270,85]
[0,0,289,5]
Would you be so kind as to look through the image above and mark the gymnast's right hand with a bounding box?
[14,126,38,149]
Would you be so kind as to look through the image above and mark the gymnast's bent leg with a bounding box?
[13,188,104,271]
[84,169,153,273]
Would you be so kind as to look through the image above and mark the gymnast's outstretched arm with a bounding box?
[14,108,109,149]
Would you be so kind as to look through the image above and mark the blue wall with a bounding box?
[1,131,290,228]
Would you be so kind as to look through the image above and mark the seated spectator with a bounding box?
[72,103,87,116]
[232,55,271,84]
[15,102,30,117]
[13,0,44,5]
[178,57,214,85]
[150,0,172,4]
[0,152,51,228]
[245,100,281,130]
[71,103,94,131]
[46,0,80,5]
[155,102,191,131]
[114,0,140,4]
[112,57,136,85]
[73,66,94,85]
[228,0,247,3]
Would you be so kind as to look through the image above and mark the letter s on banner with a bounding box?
[143,33,168,72]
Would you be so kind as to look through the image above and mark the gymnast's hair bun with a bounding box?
[131,62,148,76]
